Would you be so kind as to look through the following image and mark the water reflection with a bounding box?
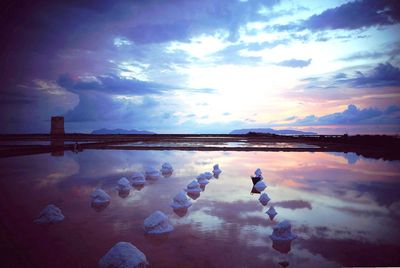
[0,150,399,267]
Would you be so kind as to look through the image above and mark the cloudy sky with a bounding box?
[1,0,399,134]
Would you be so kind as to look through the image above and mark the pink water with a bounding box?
[0,150,399,267]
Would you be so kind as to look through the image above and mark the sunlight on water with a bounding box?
[0,150,399,267]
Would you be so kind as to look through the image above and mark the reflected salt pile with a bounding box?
[255,168,263,177]
[196,173,209,186]
[144,210,174,234]
[131,172,146,186]
[278,261,290,267]
[117,177,132,192]
[270,220,297,242]
[259,193,271,206]
[145,167,161,180]
[266,206,277,220]
[34,204,65,224]
[91,188,111,210]
[270,220,297,254]
[185,180,202,194]
[170,191,192,209]
[203,171,213,180]
[254,180,267,191]
[213,164,222,176]
[187,191,201,200]
[251,186,261,194]
[160,162,173,177]
[99,241,148,268]
[251,168,263,184]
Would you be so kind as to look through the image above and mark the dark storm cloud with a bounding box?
[339,42,400,61]
[269,0,400,33]
[57,74,216,95]
[276,58,312,68]
[304,0,400,31]
[57,74,173,95]
[303,62,400,89]
[63,92,158,122]
[293,104,400,126]
[350,63,400,87]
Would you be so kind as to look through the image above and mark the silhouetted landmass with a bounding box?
[91,128,155,134]
[0,133,399,160]
[230,128,317,135]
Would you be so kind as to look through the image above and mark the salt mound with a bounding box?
[145,167,161,180]
[270,220,297,242]
[34,204,65,224]
[254,180,267,191]
[99,241,148,268]
[117,177,132,192]
[266,206,277,219]
[132,172,146,186]
[171,191,192,209]
[185,180,201,193]
[144,211,174,234]
[203,172,213,180]
[160,163,173,174]
[196,173,209,186]
[259,193,270,206]
[91,188,111,207]
[213,164,222,175]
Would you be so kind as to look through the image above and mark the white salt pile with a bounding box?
[254,180,267,191]
[145,167,161,180]
[270,220,297,242]
[99,241,148,268]
[259,193,271,206]
[203,172,213,180]
[160,162,173,174]
[213,164,222,175]
[196,173,209,186]
[144,210,174,234]
[185,180,202,193]
[266,206,277,219]
[91,188,111,207]
[170,191,192,209]
[34,204,65,224]
[117,177,132,192]
[131,172,146,186]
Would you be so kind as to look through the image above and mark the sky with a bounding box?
[0,0,399,134]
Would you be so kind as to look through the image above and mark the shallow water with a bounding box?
[0,150,399,267]
[113,141,320,148]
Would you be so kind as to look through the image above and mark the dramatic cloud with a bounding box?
[304,0,400,31]
[58,74,174,96]
[293,104,400,126]
[301,62,400,89]
[350,63,400,87]
[276,58,312,68]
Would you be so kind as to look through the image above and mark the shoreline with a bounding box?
[0,133,399,160]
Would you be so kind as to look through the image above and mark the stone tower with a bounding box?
[51,116,65,135]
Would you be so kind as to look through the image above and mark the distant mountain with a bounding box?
[230,128,317,135]
[91,128,156,134]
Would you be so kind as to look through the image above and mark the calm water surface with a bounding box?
[0,150,399,267]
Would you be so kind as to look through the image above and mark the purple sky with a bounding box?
[0,0,399,134]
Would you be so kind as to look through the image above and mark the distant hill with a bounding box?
[230,128,317,135]
[91,128,156,134]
